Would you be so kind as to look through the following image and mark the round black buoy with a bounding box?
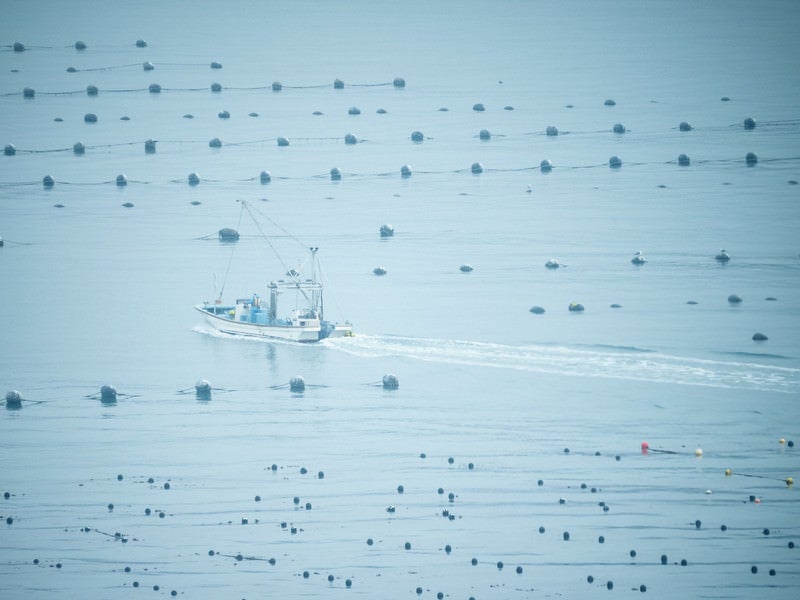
[289,376,305,393]
[471,162,483,174]
[568,302,585,312]
[393,77,406,88]
[84,113,97,123]
[209,138,222,148]
[752,332,768,341]
[612,123,626,134]
[479,129,491,140]
[411,130,424,142]
[333,78,344,89]
[472,103,485,112]
[373,266,387,276]
[218,228,239,242]
[348,106,361,115]
[143,61,155,71]
[3,144,15,156]
[135,39,147,48]
[609,155,622,168]
[5,390,22,409]
[678,153,691,166]
[86,85,99,96]
[679,121,692,131]
[540,159,553,173]
[148,83,161,93]
[188,172,200,186]
[745,152,758,166]
[100,385,117,403]
[330,167,342,181]
[195,379,211,399]
[211,83,222,92]
[344,133,357,145]
[545,125,558,137]
[116,174,127,186]
[459,264,473,273]
[382,374,399,390]
[217,110,230,119]
[145,139,156,154]
[744,117,756,130]
[259,170,271,184]
[43,175,55,188]
[728,294,742,304]
[276,136,289,147]
[380,224,394,237]
[73,142,85,155]
[400,164,412,178]
[529,306,545,314]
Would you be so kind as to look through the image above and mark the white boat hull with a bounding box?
[196,305,322,342]
[195,305,352,342]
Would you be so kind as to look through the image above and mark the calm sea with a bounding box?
[1,1,799,598]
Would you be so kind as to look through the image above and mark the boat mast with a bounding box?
[268,282,278,320]
[309,247,322,318]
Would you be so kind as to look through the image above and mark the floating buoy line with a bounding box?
[0,154,797,190]
[1,78,404,97]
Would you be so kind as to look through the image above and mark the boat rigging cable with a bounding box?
[215,201,245,302]
[217,200,317,308]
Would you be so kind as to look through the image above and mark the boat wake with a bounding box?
[325,334,800,394]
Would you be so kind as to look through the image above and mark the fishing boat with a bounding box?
[195,202,353,342]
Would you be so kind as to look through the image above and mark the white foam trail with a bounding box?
[326,335,800,393]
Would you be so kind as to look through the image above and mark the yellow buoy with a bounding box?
[786,477,794,487]
[725,468,732,476]
[779,438,786,444]
[695,448,703,457]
